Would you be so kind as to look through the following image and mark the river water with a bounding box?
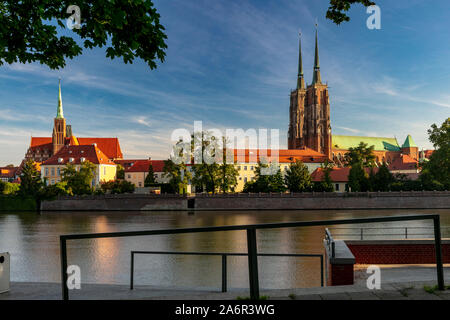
[1,209,449,289]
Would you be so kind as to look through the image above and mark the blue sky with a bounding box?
[0,0,449,165]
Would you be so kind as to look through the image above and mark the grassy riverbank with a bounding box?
[0,196,37,211]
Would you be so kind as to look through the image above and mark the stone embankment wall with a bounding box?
[40,191,450,211]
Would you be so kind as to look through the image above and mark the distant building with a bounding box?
[288,31,420,167]
[0,166,19,183]
[41,145,117,186]
[311,167,351,193]
[231,148,327,192]
[23,81,123,168]
[124,160,167,188]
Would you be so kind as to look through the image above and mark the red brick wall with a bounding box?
[347,244,450,264]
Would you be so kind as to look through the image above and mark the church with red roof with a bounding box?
[22,81,123,167]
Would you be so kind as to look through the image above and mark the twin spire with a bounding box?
[56,79,64,119]
[296,26,322,90]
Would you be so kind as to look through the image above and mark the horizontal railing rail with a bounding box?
[130,251,324,292]
[60,214,445,300]
[329,226,450,240]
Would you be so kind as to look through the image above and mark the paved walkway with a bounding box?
[1,279,449,300]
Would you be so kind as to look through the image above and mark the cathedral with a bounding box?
[23,81,123,165]
[288,30,419,168]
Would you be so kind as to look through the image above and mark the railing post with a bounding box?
[60,237,69,300]
[222,255,227,293]
[433,216,445,290]
[130,252,134,290]
[361,228,363,240]
[247,228,259,300]
[405,227,408,239]
[320,255,324,287]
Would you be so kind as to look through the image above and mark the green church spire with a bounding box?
[312,26,322,85]
[56,79,64,119]
[297,32,305,90]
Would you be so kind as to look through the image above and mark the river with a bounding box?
[1,209,449,289]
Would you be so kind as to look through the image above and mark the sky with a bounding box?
[0,0,449,165]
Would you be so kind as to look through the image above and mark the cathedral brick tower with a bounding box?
[52,80,66,155]
[288,29,332,159]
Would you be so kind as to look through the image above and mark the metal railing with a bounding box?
[329,227,450,240]
[130,251,324,292]
[60,214,445,300]
[324,228,335,258]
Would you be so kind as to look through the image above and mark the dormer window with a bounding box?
[69,157,74,163]
[80,157,86,163]
[58,158,63,164]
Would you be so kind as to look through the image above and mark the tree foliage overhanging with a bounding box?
[326,0,376,24]
[0,0,167,69]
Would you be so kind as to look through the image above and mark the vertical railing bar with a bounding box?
[130,252,134,290]
[247,228,259,300]
[433,216,444,290]
[222,254,227,293]
[60,237,69,301]
[320,255,324,287]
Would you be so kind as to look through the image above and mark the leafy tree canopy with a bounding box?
[285,160,312,192]
[0,0,167,69]
[345,142,376,167]
[326,0,376,25]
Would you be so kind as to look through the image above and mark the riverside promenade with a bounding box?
[2,266,450,300]
[1,279,450,300]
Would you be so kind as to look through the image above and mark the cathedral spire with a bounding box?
[297,32,305,90]
[312,26,322,85]
[56,79,64,119]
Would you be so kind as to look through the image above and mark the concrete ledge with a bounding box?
[346,239,450,245]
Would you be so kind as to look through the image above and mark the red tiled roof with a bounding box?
[388,154,418,171]
[41,145,116,166]
[77,138,123,159]
[311,167,381,182]
[125,160,165,173]
[311,167,351,182]
[29,136,123,159]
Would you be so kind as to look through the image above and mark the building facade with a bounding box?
[41,145,117,186]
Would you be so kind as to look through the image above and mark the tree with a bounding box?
[61,161,96,195]
[39,181,73,199]
[348,163,369,192]
[19,159,43,197]
[345,142,376,167]
[0,0,167,70]
[372,163,394,191]
[218,157,239,193]
[144,164,156,187]
[163,159,191,194]
[101,180,135,194]
[243,162,286,193]
[314,161,334,192]
[326,0,376,25]
[285,160,312,192]
[116,164,125,180]
[420,118,450,190]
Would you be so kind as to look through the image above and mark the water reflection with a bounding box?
[0,209,448,289]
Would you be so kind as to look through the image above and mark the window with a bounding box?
[45,168,49,176]
[335,184,340,191]
[57,168,60,176]
[51,168,55,176]
[244,166,247,171]
[128,174,131,179]
[250,166,254,170]
[138,182,142,187]
[244,177,248,183]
